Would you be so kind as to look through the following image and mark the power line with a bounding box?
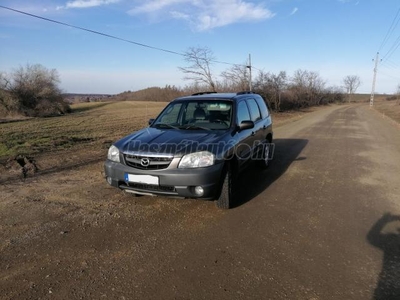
[379,7,400,52]
[381,60,400,71]
[380,7,400,62]
[0,5,245,69]
[386,59,400,68]
[379,70,400,81]
[381,63,397,71]
[382,34,400,62]
[0,5,183,56]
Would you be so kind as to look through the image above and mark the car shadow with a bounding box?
[367,213,400,299]
[233,138,308,208]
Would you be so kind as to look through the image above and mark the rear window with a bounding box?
[254,96,269,119]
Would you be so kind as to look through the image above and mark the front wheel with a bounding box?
[258,141,272,169]
[216,165,236,209]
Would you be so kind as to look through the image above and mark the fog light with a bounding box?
[194,186,204,196]
[107,176,113,185]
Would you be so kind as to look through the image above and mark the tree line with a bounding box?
[178,47,365,111]
[117,67,362,111]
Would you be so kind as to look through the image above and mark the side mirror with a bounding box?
[238,120,254,131]
[148,118,155,126]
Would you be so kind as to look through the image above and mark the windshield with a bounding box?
[152,100,232,130]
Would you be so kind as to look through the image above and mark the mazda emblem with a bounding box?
[141,158,150,167]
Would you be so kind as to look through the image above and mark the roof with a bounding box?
[173,92,257,102]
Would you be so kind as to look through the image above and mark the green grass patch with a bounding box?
[0,143,13,158]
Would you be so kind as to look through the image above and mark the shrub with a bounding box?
[0,64,70,117]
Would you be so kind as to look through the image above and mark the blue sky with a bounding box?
[1,0,400,94]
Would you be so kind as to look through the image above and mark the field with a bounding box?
[371,97,400,124]
[0,101,167,182]
[0,101,166,158]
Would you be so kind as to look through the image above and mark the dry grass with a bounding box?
[372,98,400,124]
[271,105,328,126]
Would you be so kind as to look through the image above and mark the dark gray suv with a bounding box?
[104,92,273,209]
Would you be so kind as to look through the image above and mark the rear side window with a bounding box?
[254,96,269,119]
[237,101,251,124]
[246,99,261,122]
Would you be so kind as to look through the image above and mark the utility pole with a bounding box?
[370,52,380,107]
[247,54,252,92]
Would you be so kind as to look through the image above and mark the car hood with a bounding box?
[115,127,231,156]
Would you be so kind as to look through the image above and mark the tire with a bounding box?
[258,141,272,169]
[216,165,236,209]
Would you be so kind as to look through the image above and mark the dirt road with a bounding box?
[1,104,400,299]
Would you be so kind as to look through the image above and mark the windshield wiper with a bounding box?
[153,123,178,129]
[181,124,211,131]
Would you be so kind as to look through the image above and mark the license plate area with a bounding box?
[125,174,159,185]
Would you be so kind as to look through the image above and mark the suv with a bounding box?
[104,92,273,209]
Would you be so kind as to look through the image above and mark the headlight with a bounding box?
[107,145,120,162]
[178,151,215,169]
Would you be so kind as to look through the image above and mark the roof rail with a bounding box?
[191,91,217,96]
[236,91,255,95]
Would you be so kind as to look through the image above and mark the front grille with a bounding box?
[127,182,176,193]
[124,154,173,170]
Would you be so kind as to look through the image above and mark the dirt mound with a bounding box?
[5,155,38,178]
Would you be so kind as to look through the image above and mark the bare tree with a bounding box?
[343,75,361,102]
[178,47,217,92]
[290,69,326,107]
[252,71,287,111]
[291,69,309,87]
[220,63,249,91]
[268,71,287,111]
[253,70,273,108]
[10,64,62,109]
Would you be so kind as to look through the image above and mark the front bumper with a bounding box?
[104,159,224,199]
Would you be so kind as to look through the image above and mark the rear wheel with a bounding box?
[216,165,236,209]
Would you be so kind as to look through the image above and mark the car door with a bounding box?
[254,95,272,139]
[245,97,264,152]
